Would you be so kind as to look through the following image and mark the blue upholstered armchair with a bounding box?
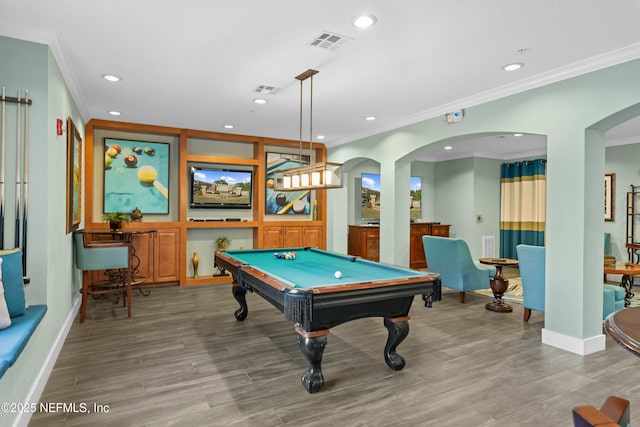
[516,244,624,322]
[422,236,495,303]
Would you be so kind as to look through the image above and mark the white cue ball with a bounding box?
[334,271,342,279]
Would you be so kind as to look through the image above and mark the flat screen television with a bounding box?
[190,166,252,209]
[361,173,422,220]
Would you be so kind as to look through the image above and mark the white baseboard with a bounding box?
[14,298,80,427]
[541,327,606,355]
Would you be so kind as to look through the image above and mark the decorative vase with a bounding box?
[312,199,318,220]
[192,252,199,278]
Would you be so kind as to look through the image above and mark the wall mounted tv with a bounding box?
[190,166,253,209]
[361,173,422,220]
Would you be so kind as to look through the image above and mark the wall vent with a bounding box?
[482,236,496,258]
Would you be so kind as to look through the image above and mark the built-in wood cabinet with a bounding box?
[84,119,327,286]
[348,223,450,268]
[263,225,324,249]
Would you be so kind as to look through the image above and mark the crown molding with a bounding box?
[328,42,640,148]
[0,20,89,122]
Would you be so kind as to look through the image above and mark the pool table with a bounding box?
[214,247,441,393]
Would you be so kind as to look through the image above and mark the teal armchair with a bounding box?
[516,244,624,322]
[422,236,495,303]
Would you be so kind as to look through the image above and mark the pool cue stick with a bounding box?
[14,90,21,250]
[0,87,5,249]
[21,90,29,274]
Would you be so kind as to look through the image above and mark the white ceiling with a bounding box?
[2,0,640,161]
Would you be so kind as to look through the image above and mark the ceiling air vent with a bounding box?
[254,85,279,95]
[309,31,351,51]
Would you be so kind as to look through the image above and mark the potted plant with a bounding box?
[101,212,132,231]
[215,235,231,251]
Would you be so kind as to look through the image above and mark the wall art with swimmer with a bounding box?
[103,138,170,214]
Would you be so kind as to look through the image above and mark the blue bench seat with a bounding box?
[0,305,47,378]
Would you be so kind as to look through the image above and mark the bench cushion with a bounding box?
[0,305,47,367]
[0,258,11,329]
[0,249,26,317]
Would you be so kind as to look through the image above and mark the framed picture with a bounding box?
[66,117,82,233]
[265,152,311,215]
[103,138,170,214]
[605,172,615,221]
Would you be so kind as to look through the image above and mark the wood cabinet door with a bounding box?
[302,226,322,248]
[263,226,284,248]
[283,227,302,247]
[153,228,179,283]
[409,224,429,269]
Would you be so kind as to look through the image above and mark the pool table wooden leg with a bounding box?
[383,317,409,370]
[295,328,328,393]
[232,282,248,321]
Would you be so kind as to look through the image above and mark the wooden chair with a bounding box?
[572,395,630,427]
[73,231,132,322]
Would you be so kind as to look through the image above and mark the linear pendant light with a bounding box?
[273,69,343,191]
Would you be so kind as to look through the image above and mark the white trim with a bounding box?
[13,298,80,427]
[541,327,606,356]
[329,42,640,147]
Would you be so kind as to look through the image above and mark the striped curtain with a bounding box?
[500,159,546,259]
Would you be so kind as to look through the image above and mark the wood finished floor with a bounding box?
[30,272,640,426]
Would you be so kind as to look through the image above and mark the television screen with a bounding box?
[360,173,422,220]
[190,166,252,209]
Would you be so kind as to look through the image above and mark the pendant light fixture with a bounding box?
[273,69,343,191]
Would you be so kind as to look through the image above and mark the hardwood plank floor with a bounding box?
[30,277,640,426]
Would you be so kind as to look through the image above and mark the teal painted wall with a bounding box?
[605,143,640,259]
[0,36,82,427]
[328,58,640,344]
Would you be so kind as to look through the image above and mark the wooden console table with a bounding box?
[348,222,450,268]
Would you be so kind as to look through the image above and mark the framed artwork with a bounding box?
[103,138,170,214]
[66,117,82,233]
[265,152,311,215]
[605,173,615,221]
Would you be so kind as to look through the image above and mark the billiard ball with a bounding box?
[334,271,342,279]
[124,154,138,167]
[106,147,118,158]
[143,147,156,156]
[266,179,274,188]
[138,165,157,183]
[132,146,143,154]
[275,193,287,206]
[111,144,121,153]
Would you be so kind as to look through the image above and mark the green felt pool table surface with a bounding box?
[222,247,429,289]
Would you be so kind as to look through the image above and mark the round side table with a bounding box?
[479,258,519,313]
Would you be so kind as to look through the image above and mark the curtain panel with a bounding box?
[500,159,546,259]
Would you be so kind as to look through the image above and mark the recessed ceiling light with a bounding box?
[316,135,325,140]
[223,124,234,129]
[102,74,121,82]
[353,15,377,29]
[444,146,452,150]
[503,62,523,71]
[253,98,267,104]
[513,133,523,137]
[108,110,121,116]
[364,116,376,121]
